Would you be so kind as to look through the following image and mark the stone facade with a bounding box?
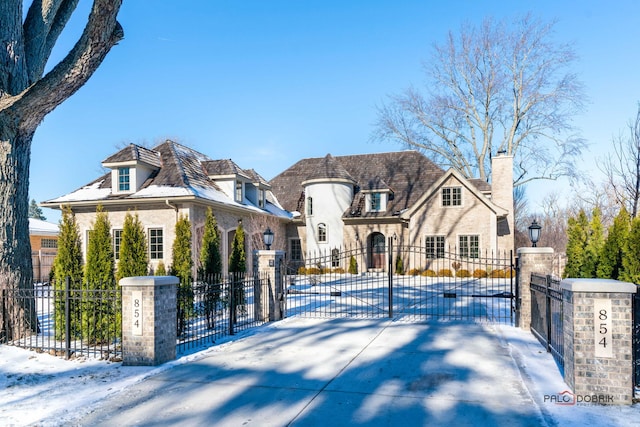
[120,276,178,366]
[561,279,636,405]
[516,247,554,330]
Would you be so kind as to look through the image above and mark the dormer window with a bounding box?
[235,181,243,202]
[366,192,387,213]
[118,168,130,192]
[259,189,265,208]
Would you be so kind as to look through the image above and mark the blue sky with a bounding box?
[30,0,640,222]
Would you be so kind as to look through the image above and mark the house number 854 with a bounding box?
[132,291,143,336]
[594,299,613,358]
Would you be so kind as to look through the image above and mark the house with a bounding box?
[41,140,291,274]
[269,150,514,271]
[30,218,59,283]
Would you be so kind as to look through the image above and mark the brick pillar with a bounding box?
[120,276,179,366]
[255,250,285,321]
[562,278,636,405]
[516,247,554,329]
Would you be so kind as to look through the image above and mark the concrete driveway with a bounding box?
[76,318,546,426]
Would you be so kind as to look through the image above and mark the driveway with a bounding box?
[75,317,547,426]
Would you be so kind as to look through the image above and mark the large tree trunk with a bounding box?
[0,0,123,342]
[0,123,37,341]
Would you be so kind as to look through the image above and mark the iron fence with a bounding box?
[285,241,515,324]
[530,273,564,370]
[176,271,270,354]
[1,278,122,360]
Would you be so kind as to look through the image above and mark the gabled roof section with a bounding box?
[203,159,250,179]
[400,168,508,219]
[102,144,162,168]
[270,151,448,217]
[42,140,289,218]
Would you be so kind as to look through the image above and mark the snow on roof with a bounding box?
[29,218,58,236]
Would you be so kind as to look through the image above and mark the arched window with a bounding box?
[331,248,340,267]
[317,223,327,242]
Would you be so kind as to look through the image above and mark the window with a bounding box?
[259,189,265,208]
[290,239,302,261]
[149,228,163,260]
[331,249,340,267]
[459,235,479,258]
[113,229,123,260]
[425,236,445,259]
[317,223,327,242]
[307,197,313,216]
[118,167,130,191]
[41,238,57,249]
[370,193,382,212]
[442,187,462,207]
[235,181,243,202]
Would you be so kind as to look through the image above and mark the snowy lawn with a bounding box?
[1,317,639,426]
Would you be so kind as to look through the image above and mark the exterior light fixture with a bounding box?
[528,220,541,247]
[263,227,274,250]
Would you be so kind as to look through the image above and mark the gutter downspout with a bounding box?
[165,200,179,222]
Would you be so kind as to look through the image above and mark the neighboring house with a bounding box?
[29,218,59,283]
[269,150,514,271]
[42,140,291,274]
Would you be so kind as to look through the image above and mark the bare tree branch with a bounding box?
[372,13,587,187]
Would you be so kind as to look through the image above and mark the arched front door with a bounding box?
[368,233,386,269]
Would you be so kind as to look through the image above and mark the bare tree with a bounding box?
[374,14,586,187]
[601,103,640,218]
[0,1,123,340]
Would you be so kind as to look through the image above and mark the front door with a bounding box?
[370,233,386,269]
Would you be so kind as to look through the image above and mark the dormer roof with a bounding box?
[102,144,162,168]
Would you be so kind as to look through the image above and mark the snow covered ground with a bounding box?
[1,318,639,426]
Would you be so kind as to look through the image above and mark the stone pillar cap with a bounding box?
[561,278,637,293]
[119,276,180,287]
[516,247,554,255]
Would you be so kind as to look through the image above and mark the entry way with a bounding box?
[285,240,516,324]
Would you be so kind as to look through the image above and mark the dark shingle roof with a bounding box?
[102,144,162,168]
[270,151,448,217]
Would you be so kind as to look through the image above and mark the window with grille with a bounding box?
[331,249,340,267]
[290,239,302,261]
[41,238,58,249]
[425,235,445,259]
[118,167,130,191]
[149,228,163,260]
[442,187,462,207]
[307,197,313,216]
[370,193,382,212]
[235,181,243,202]
[459,235,479,258]
[318,223,327,242]
[113,229,122,260]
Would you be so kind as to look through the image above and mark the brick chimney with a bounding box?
[491,152,514,253]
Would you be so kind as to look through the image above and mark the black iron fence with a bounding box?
[633,288,640,397]
[176,271,271,354]
[285,241,515,323]
[530,273,564,370]
[1,278,122,360]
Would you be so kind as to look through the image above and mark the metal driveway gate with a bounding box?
[285,239,515,324]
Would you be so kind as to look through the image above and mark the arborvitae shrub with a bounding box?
[348,256,358,274]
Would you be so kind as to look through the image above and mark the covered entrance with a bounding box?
[368,233,386,269]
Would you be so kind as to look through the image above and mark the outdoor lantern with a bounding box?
[528,220,541,247]
[263,227,274,250]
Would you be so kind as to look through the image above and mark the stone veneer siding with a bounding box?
[120,276,178,366]
[516,247,554,330]
[562,279,636,405]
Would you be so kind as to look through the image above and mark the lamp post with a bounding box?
[528,220,541,247]
[263,227,274,250]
